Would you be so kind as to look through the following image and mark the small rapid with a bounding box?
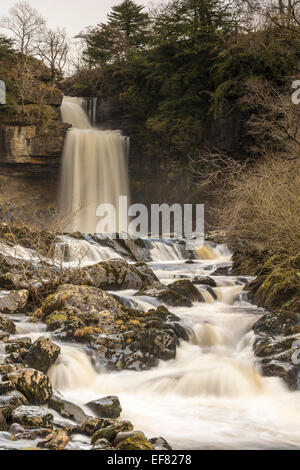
[44,238,300,450]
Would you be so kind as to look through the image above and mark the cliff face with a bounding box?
[0,57,69,226]
[83,95,244,214]
[0,121,69,167]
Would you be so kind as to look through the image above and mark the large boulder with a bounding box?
[38,285,187,371]
[37,430,69,450]
[80,417,114,436]
[83,259,158,290]
[0,390,28,419]
[136,279,204,307]
[149,437,172,450]
[86,396,121,419]
[0,381,15,394]
[41,284,123,321]
[92,438,114,450]
[5,368,52,404]
[91,421,133,445]
[24,337,60,374]
[253,311,300,390]
[114,430,146,447]
[12,406,53,428]
[49,393,88,424]
[0,313,16,334]
[116,436,155,450]
[193,276,217,288]
[0,290,29,314]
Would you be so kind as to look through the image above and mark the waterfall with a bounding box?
[84,97,98,127]
[59,96,130,234]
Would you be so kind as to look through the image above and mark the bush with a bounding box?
[218,153,300,255]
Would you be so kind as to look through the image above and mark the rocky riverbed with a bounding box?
[0,224,299,450]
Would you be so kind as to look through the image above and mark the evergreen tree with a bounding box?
[82,0,150,66]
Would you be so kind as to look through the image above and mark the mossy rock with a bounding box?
[252,267,300,310]
[116,436,155,450]
[91,421,133,445]
[6,368,52,405]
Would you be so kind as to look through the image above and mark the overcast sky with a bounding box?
[0,0,159,37]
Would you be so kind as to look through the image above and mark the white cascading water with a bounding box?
[45,241,300,450]
[59,97,130,234]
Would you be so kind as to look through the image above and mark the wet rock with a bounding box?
[253,312,300,337]
[24,337,60,373]
[149,437,172,450]
[84,259,158,290]
[6,352,23,364]
[193,276,217,288]
[15,428,52,440]
[50,393,88,424]
[253,311,300,390]
[37,430,69,450]
[91,421,133,445]
[0,331,9,342]
[0,381,15,394]
[168,280,205,303]
[86,396,121,419]
[114,430,146,446]
[0,363,24,375]
[136,280,204,307]
[213,266,231,275]
[0,410,8,431]
[6,337,32,349]
[80,417,114,436]
[0,390,28,418]
[0,290,29,314]
[41,284,123,321]
[12,406,54,428]
[6,368,52,404]
[40,285,186,371]
[94,306,187,371]
[92,438,115,450]
[119,238,151,262]
[136,281,189,307]
[9,423,25,435]
[116,436,155,450]
[0,314,16,334]
[5,338,31,361]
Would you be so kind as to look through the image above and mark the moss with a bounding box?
[251,266,300,310]
[73,326,102,340]
[116,437,155,450]
[45,312,68,325]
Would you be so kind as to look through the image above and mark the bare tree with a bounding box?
[67,38,88,74]
[36,27,69,82]
[0,1,45,109]
[240,0,300,32]
[240,76,300,154]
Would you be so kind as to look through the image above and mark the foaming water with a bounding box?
[48,345,97,390]
[54,235,123,268]
[60,97,130,234]
[149,240,184,262]
[43,238,300,449]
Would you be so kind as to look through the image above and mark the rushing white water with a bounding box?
[84,97,98,127]
[149,240,185,262]
[45,240,300,450]
[54,235,123,268]
[60,97,130,234]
